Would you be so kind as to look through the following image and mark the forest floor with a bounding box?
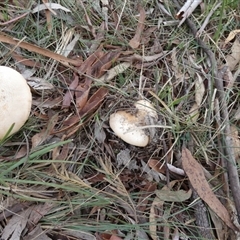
[0,0,240,240]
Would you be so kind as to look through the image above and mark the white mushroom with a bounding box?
[0,66,32,140]
[109,100,158,147]
[109,111,149,147]
[134,99,158,120]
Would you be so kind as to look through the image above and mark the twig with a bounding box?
[0,12,29,26]
[196,2,222,37]
[173,0,240,223]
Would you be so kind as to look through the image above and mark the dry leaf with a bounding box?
[149,196,163,240]
[155,188,192,202]
[32,3,71,13]
[75,78,92,110]
[195,73,205,106]
[171,47,184,81]
[27,77,54,90]
[129,6,146,49]
[79,87,108,116]
[28,203,53,227]
[31,114,58,148]
[32,96,62,109]
[225,29,240,44]
[182,147,238,231]
[225,38,240,71]
[0,201,32,222]
[0,33,80,66]
[78,47,104,74]
[120,51,166,63]
[62,74,79,108]
[229,125,240,165]
[98,62,131,82]
[1,207,33,240]
[89,51,120,78]
[233,107,240,121]
[148,159,166,174]
[188,102,200,122]
[94,120,106,143]
[24,224,52,240]
[99,233,123,240]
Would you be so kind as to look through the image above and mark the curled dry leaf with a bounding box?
[225,29,240,44]
[182,147,239,231]
[98,62,131,82]
[32,3,71,13]
[27,77,54,90]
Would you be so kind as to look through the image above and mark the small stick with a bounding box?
[0,12,29,26]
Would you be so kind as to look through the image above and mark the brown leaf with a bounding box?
[75,78,92,110]
[129,6,146,49]
[78,47,104,74]
[90,51,121,78]
[54,142,71,161]
[99,233,123,240]
[62,74,79,108]
[148,159,166,174]
[182,147,239,231]
[79,87,108,116]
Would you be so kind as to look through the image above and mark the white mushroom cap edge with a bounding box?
[0,66,32,140]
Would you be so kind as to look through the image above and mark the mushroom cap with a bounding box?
[109,111,149,147]
[134,100,158,120]
[0,66,32,139]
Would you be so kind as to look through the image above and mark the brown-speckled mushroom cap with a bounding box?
[0,66,32,139]
[109,111,149,147]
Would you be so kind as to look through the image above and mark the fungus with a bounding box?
[109,100,157,147]
[0,66,32,140]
